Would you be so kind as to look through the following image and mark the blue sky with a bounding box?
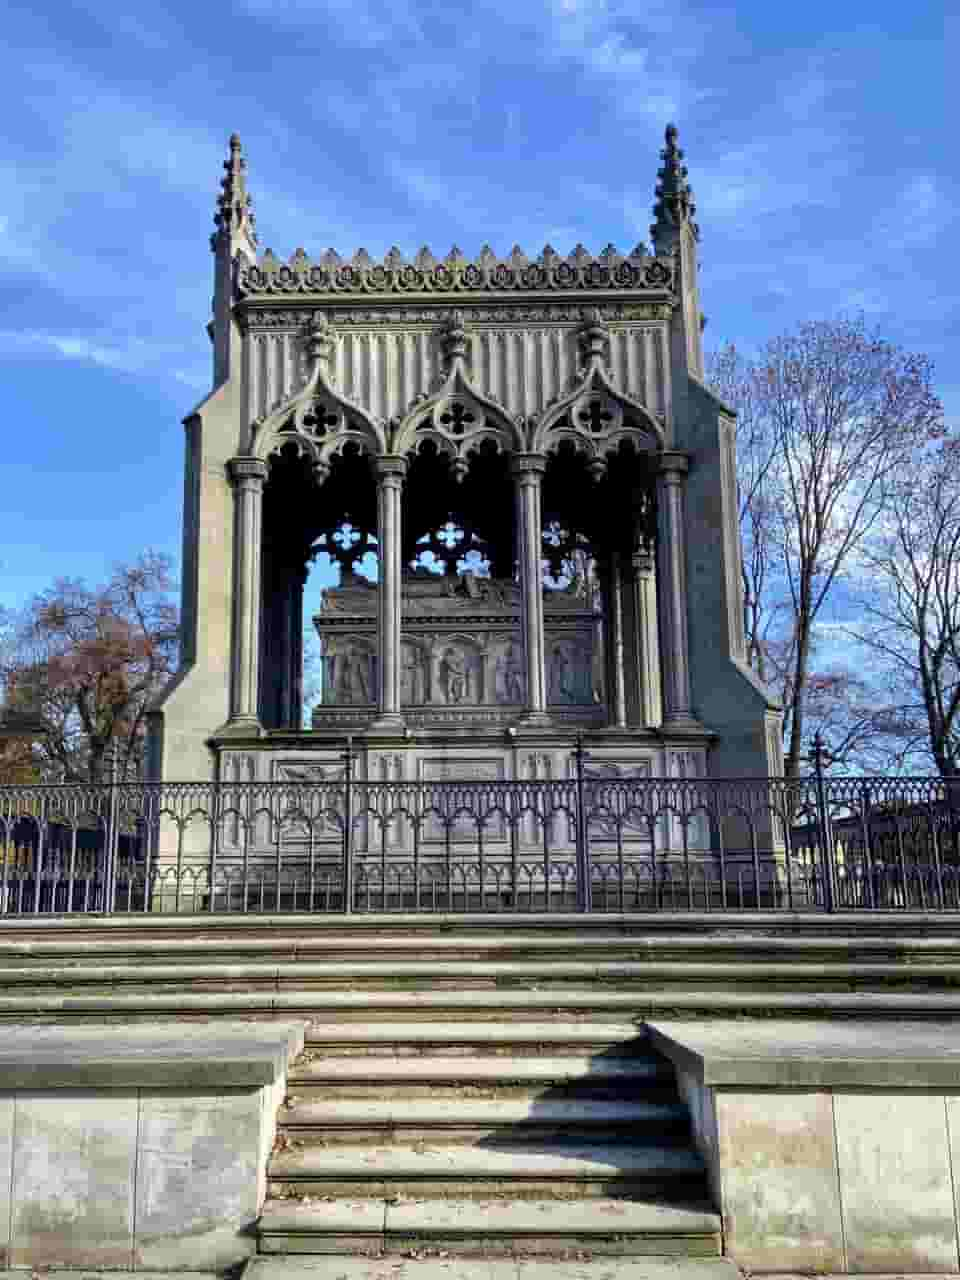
[0,0,953,614]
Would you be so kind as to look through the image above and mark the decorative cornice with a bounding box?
[236,243,674,299]
[242,301,674,329]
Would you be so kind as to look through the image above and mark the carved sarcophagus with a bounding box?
[312,570,601,728]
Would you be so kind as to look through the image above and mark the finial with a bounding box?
[306,313,335,373]
[441,310,468,371]
[213,132,257,251]
[650,122,698,248]
[579,306,608,367]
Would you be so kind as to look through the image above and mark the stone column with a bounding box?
[226,456,268,732]
[631,545,662,727]
[373,456,407,731]
[656,452,697,726]
[512,454,549,724]
[609,551,628,729]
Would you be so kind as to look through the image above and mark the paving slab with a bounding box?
[0,1021,304,1087]
[648,1019,960,1087]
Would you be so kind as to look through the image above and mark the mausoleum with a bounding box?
[148,126,781,792]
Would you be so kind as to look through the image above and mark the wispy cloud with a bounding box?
[0,329,202,382]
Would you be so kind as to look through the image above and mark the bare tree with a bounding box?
[709,317,943,777]
[1,553,179,783]
[706,343,784,682]
[850,439,960,777]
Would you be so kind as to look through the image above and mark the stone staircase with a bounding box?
[4,911,960,1266]
[260,1018,719,1258]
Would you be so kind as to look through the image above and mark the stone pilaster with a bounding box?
[656,451,698,728]
[511,454,549,726]
[225,456,268,733]
[372,456,407,732]
[631,545,662,728]
[609,551,628,729]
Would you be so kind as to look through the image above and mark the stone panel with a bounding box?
[717,1090,844,1272]
[10,1091,137,1267]
[0,1096,12,1264]
[835,1092,959,1272]
[133,1089,262,1268]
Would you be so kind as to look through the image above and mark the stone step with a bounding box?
[268,1140,706,1199]
[297,1021,645,1056]
[7,986,960,1021]
[5,958,960,988]
[279,1097,689,1145]
[245,1251,739,1279]
[4,926,960,963]
[4,908,959,940]
[287,1054,670,1088]
[257,1195,721,1256]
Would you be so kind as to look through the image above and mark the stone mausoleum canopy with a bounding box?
[148,125,781,792]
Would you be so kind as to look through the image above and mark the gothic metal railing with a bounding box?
[1,744,959,916]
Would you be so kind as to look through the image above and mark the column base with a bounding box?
[215,716,264,740]
[365,714,408,736]
[511,711,554,732]
[660,712,709,735]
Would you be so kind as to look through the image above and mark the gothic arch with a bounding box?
[392,357,524,479]
[250,327,386,480]
[532,363,664,470]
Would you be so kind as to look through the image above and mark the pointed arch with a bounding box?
[392,362,525,474]
[251,363,386,479]
[532,363,664,465]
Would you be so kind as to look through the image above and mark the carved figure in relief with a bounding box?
[497,642,525,703]
[440,646,469,704]
[338,649,371,704]
[549,642,587,703]
[401,642,428,704]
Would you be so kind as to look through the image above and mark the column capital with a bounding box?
[228,456,269,486]
[656,450,690,479]
[373,454,408,484]
[631,547,656,574]
[510,452,547,479]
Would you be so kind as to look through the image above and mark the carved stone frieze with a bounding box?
[236,244,674,300]
[312,570,597,724]
[244,302,673,328]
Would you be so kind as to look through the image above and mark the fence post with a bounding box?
[808,732,835,913]
[574,735,592,913]
[342,734,354,914]
[104,742,120,914]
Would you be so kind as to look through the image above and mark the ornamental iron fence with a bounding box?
[1,743,959,916]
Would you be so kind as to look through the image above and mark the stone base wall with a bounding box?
[0,1024,302,1270]
[651,1020,960,1274]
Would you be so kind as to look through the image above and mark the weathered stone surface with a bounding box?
[133,1089,262,1268]
[649,1019,960,1087]
[10,1091,138,1267]
[717,1090,844,1272]
[673,1066,720,1209]
[245,1257,741,1280]
[834,1092,959,1271]
[0,1097,12,1263]
[0,1021,304,1088]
